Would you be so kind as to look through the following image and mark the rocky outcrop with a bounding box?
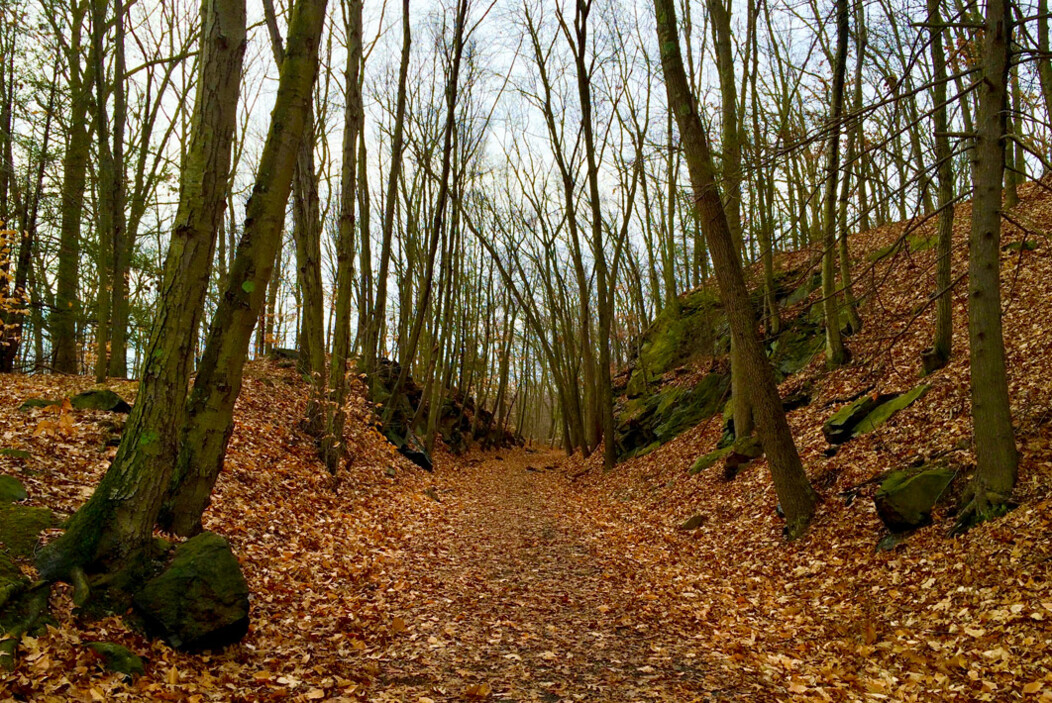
[85,642,145,679]
[823,385,929,445]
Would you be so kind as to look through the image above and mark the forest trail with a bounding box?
[374,450,730,702]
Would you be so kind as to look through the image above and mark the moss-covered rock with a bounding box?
[627,288,722,395]
[132,532,249,650]
[85,642,145,679]
[0,551,27,609]
[688,446,732,475]
[853,384,930,436]
[1003,239,1038,253]
[616,372,730,460]
[18,398,60,411]
[0,476,27,503]
[874,466,955,532]
[70,389,132,413]
[0,504,55,558]
[678,514,706,530]
[724,435,764,480]
[0,448,31,460]
[822,393,895,444]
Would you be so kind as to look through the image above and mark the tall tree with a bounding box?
[36,0,247,581]
[956,0,1018,530]
[160,0,328,536]
[923,0,955,373]
[321,0,364,473]
[652,0,817,538]
[820,0,850,368]
[51,0,93,374]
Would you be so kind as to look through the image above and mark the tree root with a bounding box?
[0,582,51,671]
[949,489,1015,536]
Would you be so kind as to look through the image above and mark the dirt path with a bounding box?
[371,450,737,703]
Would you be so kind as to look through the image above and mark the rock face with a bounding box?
[615,372,730,460]
[133,532,249,650]
[822,393,891,444]
[0,476,27,503]
[70,389,132,413]
[873,466,955,532]
[688,447,732,475]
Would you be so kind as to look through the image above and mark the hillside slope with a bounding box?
[566,179,1052,700]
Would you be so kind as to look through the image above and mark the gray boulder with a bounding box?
[132,532,249,650]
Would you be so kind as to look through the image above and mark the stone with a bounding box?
[0,504,55,558]
[724,435,764,476]
[873,466,956,533]
[853,385,930,437]
[688,447,731,475]
[875,533,907,552]
[678,514,706,531]
[822,393,893,444]
[0,476,27,503]
[398,431,433,472]
[70,389,132,413]
[18,398,59,411]
[85,642,145,679]
[384,466,396,478]
[132,532,249,650]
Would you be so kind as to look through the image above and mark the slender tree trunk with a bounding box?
[160,0,327,537]
[363,0,410,375]
[653,0,817,538]
[925,0,954,372]
[821,0,850,367]
[107,0,130,378]
[957,0,1018,529]
[321,0,363,473]
[36,0,246,581]
[52,4,92,374]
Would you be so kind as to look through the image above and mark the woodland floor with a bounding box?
[5,183,1052,702]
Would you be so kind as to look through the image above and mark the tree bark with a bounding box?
[36,0,246,581]
[957,0,1018,529]
[321,0,363,473]
[925,0,954,372]
[653,0,817,538]
[160,0,327,537]
[821,0,850,368]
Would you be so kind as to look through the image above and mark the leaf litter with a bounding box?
[1,181,1052,701]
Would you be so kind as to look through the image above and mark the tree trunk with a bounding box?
[957,0,1018,530]
[653,0,817,538]
[321,0,363,473]
[36,0,246,581]
[925,0,954,373]
[52,4,93,374]
[159,0,327,537]
[363,0,410,375]
[821,0,850,368]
